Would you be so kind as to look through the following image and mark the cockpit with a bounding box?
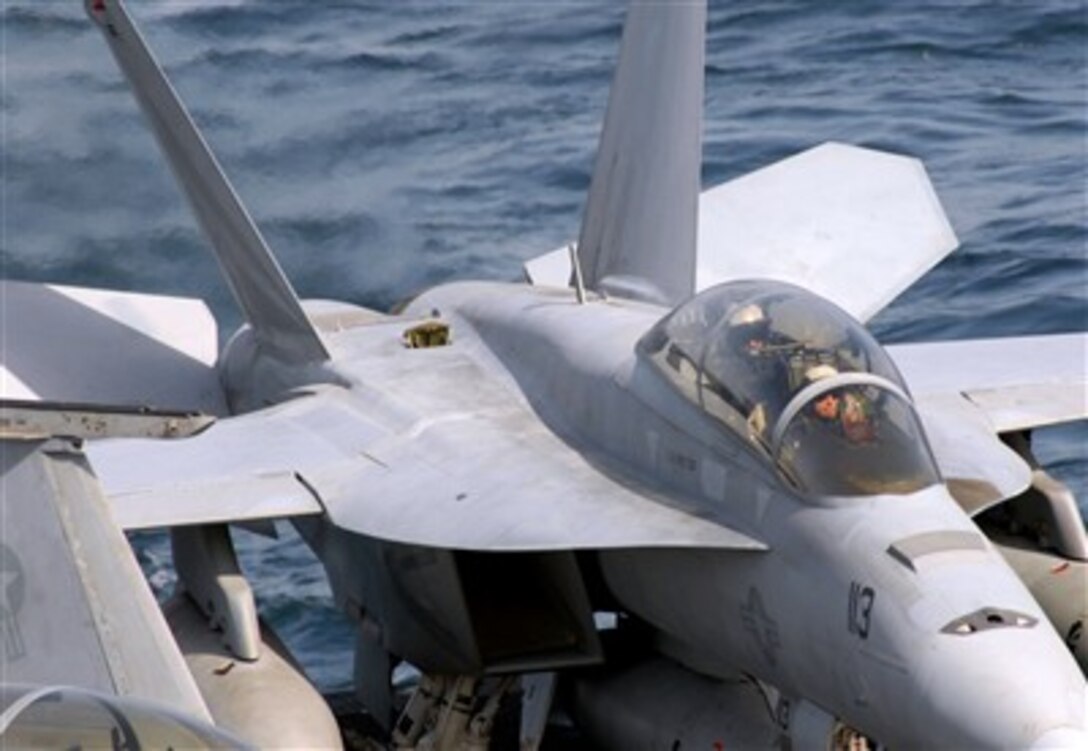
[638,281,940,496]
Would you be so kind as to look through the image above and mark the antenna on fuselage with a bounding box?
[569,243,588,305]
[85,0,329,365]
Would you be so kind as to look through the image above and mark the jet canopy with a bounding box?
[639,281,940,496]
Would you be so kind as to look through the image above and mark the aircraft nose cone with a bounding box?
[897,605,1087,748]
[920,635,1086,748]
[1030,727,1088,750]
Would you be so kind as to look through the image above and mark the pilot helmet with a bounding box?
[805,364,838,383]
[729,303,765,327]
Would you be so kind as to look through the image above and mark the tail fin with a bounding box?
[85,0,328,364]
[576,0,706,307]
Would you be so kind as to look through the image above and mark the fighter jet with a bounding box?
[1,0,1085,749]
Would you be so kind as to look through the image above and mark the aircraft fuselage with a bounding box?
[220,280,1086,748]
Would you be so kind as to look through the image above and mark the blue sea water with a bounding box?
[2,1,1085,694]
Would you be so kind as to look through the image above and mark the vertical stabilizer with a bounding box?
[85,0,328,364]
[576,0,706,307]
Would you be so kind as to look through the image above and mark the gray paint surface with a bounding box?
[0,439,208,719]
[1,0,1085,748]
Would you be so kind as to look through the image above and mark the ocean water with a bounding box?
[2,1,1085,694]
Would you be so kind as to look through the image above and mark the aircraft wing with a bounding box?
[88,346,765,552]
[0,437,209,720]
[0,280,225,415]
[889,333,1087,433]
[693,143,958,322]
[887,333,1087,512]
[87,396,332,531]
[528,142,959,323]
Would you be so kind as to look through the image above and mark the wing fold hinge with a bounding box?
[0,399,214,441]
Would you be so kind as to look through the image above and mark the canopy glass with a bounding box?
[639,281,940,495]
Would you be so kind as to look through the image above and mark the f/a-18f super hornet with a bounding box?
[1,0,1085,748]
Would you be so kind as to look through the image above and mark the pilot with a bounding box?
[725,303,777,437]
[729,303,769,355]
[806,366,875,444]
